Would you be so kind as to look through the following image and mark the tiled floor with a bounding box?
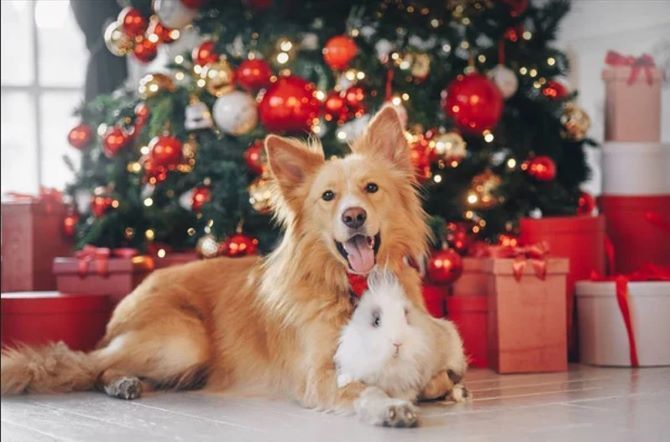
[2,365,668,442]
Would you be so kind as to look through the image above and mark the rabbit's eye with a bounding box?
[404,307,410,324]
[371,310,381,328]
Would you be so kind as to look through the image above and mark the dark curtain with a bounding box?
[70,0,128,101]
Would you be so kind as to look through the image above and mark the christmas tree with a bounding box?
[64,0,593,257]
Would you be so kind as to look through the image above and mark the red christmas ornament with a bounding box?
[524,156,557,181]
[503,25,523,42]
[244,140,266,175]
[577,191,596,215]
[192,40,218,66]
[119,7,147,38]
[501,0,529,17]
[542,80,568,100]
[62,211,79,237]
[133,36,158,63]
[149,135,183,168]
[323,91,348,122]
[134,102,150,130]
[103,127,131,157]
[91,195,114,217]
[442,73,503,133]
[191,186,211,211]
[343,86,366,117]
[410,135,432,182]
[67,123,93,150]
[445,222,471,255]
[147,16,176,44]
[323,35,358,71]
[258,75,320,132]
[236,59,272,91]
[219,233,259,257]
[143,157,168,184]
[427,248,463,284]
[180,0,207,8]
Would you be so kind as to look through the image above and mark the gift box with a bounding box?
[602,142,670,195]
[1,191,72,292]
[446,295,488,368]
[576,267,670,367]
[53,247,155,303]
[452,258,488,296]
[520,215,605,357]
[487,257,569,373]
[599,196,670,273]
[1,292,112,351]
[602,51,663,142]
[423,284,447,318]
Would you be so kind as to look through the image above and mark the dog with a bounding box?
[1,106,466,427]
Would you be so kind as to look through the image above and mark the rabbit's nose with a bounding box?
[392,342,402,348]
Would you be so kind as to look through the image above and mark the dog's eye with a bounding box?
[365,182,379,193]
[322,190,335,201]
[371,310,381,328]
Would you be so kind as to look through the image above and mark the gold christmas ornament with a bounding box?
[202,57,235,97]
[561,102,591,141]
[104,21,133,57]
[411,53,431,80]
[248,175,273,214]
[430,132,467,162]
[196,233,220,259]
[138,73,176,100]
[466,169,501,209]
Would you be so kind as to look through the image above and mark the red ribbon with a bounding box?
[605,50,656,85]
[75,245,140,278]
[347,272,368,299]
[590,264,670,367]
[384,68,394,101]
[489,242,550,281]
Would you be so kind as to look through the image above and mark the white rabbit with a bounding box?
[335,270,469,403]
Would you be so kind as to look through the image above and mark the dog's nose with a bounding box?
[341,207,367,229]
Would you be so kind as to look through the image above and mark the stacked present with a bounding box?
[573,51,669,368]
[1,192,200,351]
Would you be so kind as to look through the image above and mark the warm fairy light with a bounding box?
[148,33,159,44]
[462,17,471,25]
[401,93,410,101]
[356,71,366,80]
[145,229,155,240]
[350,28,360,37]
[399,59,411,70]
[175,72,185,81]
[391,96,402,106]
[124,227,135,239]
[529,68,538,77]
[533,81,541,89]
[522,31,532,40]
[483,131,494,143]
[314,90,326,101]
[442,43,452,53]
[467,193,478,205]
[157,248,166,258]
[460,41,470,49]
[140,145,150,155]
[507,158,517,168]
[276,52,289,64]
[193,64,203,75]
[472,225,481,233]
[433,174,443,183]
[336,130,347,141]
[174,55,184,64]
[144,198,153,207]
[450,160,459,168]
[477,54,486,63]
[97,123,108,136]
[279,40,293,52]
[547,57,556,66]
[196,78,206,87]
[345,69,357,80]
[187,227,196,236]
[539,77,547,85]
[204,226,211,233]
[169,29,180,40]
[519,67,528,75]
[430,18,439,28]
[111,200,120,208]
[465,210,474,219]
[311,121,323,135]
[127,162,141,173]
[391,52,400,61]
[479,219,486,227]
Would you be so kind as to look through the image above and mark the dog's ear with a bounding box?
[265,135,324,193]
[354,105,412,174]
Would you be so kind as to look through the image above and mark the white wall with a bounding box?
[554,0,670,194]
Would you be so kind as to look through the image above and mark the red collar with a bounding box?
[347,272,369,299]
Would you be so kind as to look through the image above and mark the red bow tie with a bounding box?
[347,272,369,298]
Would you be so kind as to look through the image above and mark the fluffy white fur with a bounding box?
[335,270,468,402]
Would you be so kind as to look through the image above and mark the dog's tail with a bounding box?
[1,342,100,395]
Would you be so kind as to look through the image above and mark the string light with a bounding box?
[140,145,150,155]
[193,65,203,75]
[430,18,440,28]
[175,72,185,81]
[462,17,471,25]
[127,162,141,173]
[145,229,155,240]
[401,92,410,101]
[391,96,402,106]
[124,227,135,239]
[467,193,478,205]
[483,130,494,143]
[433,174,443,183]
[519,67,528,75]
[522,31,532,40]
[336,130,347,141]
[465,210,474,219]
[356,71,366,80]
[529,68,538,77]
[144,198,153,207]
[111,200,119,208]
[279,40,293,52]
[314,90,326,101]
[174,55,184,64]
[187,227,196,236]
[157,248,166,258]
[477,54,486,63]
[276,52,289,64]
[507,158,517,169]
[196,78,206,87]
[547,57,556,66]
[442,43,452,53]
[460,41,470,49]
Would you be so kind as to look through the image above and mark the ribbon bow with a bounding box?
[590,264,670,367]
[605,50,656,85]
[74,245,140,278]
[491,241,549,281]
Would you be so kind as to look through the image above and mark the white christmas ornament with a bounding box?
[212,91,258,136]
[488,64,518,99]
[153,0,197,29]
[185,99,214,131]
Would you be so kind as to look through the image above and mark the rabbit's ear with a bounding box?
[366,267,398,292]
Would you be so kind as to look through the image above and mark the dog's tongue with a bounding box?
[343,236,375,275]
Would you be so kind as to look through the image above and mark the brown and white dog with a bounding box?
[1,107,465,427]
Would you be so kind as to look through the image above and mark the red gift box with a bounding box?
[520,215,605,356]
[53,249,154,303]
[422,284,447,318]
[599,196,670,273]
[452,257,488,296]
[602,51,664,142]
[487,258,569,373]
[446,295,488,368]
[1,292,111,351]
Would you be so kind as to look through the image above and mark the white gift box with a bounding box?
[576,280,670,367]
[601,142,670,196]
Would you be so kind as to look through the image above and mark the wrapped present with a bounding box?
[53,246,154,303]
[1,188,72,292]
[422,284,447,318]
[486,252,569,373]
[599,195,670,273]
[602,142,670,195]
[602,51,663,142]
[576,265,670,367]
[446,294,488,368]
[451,257,488,296]
[1,291,112,351]
[520,215,605,357]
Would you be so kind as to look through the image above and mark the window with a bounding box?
[1,0,87,194]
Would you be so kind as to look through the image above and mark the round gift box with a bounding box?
[576,281,670,366]
[601,142,670,195]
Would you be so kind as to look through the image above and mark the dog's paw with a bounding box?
[449,383,471,403]
[104,376,143,400]
[354,387,419,428]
